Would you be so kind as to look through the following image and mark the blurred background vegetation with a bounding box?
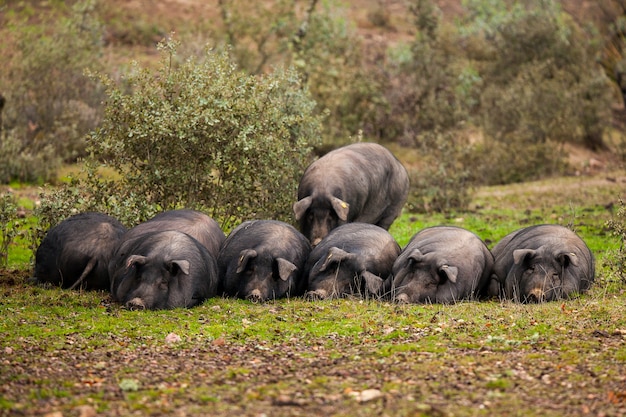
[0,0,625,228]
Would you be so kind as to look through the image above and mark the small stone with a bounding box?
[165,333,182,344]
[356,389,383,403]
[76,405,97,417]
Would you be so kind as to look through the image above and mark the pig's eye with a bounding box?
[159,278,169,290]
[133,265,142,278]
[437,269,448,284]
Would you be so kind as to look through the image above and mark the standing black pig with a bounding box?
[217,220,311,302]
[120,209,225,259]
[389,226,494,304]
[490,224,595,303]
[304,223,401,299]
[34,212,127,290]
[293,142,409,245]
[110,230,218,309]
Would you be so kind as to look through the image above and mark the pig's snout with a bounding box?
[126,297,146,310]
[394,293,410,304]
[305,289,327,300]
[525,288,545,303]
[246,289,263,303]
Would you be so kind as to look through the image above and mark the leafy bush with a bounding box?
[471,137,568,186]
[375,0,477,211]
[0,193,22,267]
[464,0,612,153]
[0,0,104,183]
[606,199,626,284]
[216,0,300,75]
[0,129,60,184]
[77,38,321,228]
[293,2,382,144]
[407,130,474,213]
[375,0,476,145]
[215,0,383,146]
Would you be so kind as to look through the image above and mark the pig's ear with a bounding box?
[126,255,147,269]
[513,249,536,265]
[293,196,312,221]
[276,258,297,281]
[556,252,579,268]
[362,271,383,295]
[168,260,190,276]
[407,248,424,264]
[236,249,258,273]
[438,264,458,284]
[330,197,349,221]
[319,247,351,271]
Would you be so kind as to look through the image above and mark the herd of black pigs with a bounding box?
[32,143,595,309]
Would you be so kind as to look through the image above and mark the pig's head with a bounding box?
[114,254,196,310]
[230,249,298,302]
[306,247,383,300]
[391,248,459,304]
[293,195,349,246]
[506,245,581,303]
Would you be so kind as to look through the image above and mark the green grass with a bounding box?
[0,171,625,416]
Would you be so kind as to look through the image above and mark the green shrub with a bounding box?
[407,130,474,213]
[294,2,382,144]
[216,0,383,146]
[464,0,612,154]
[374,0,477,211]
[606,199,626,284]
[376,0,475,145]
[0,193,21,267]
[470,137,568,185]
[0,129,60,184]
[0,0,104,183]
[216,0,288,74]
[79,38,321,229]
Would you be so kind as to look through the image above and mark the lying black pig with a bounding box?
[389,226,494,304]
[34,212,127,290]
[110,230,219,309]
[490,224,595,302]
[304,223,400,299]
[121,209,225,259]
[218,220,311,302]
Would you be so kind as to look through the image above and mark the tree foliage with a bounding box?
[458,0,613,184]
[606,199,626,285]
[84,39,321,228]
[215,0,379,144]
[0,0,104,183]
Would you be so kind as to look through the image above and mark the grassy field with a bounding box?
[1,171,625,417]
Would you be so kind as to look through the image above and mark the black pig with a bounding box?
[490,224,595,302]
[121,209,225,259]
[110,230,218,309]
[389,226,494,304]
[304,223,401,299]
[293,142,409,245]
[34,212,127,290]
[217,220,311,302]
